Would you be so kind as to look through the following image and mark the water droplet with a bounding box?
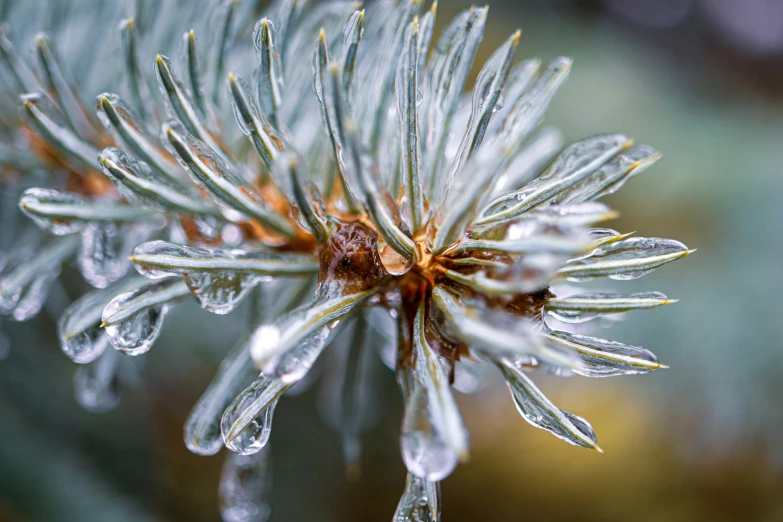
[74,347,121,413]
[379,244,414,276]
[220,449,272,522]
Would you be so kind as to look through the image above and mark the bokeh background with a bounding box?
[2,0,783,520]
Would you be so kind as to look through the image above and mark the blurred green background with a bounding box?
[2,0,783,521]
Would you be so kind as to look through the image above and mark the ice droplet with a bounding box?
[270,324,331,384]
[79,221,152,288]
[478,133,627,226]
[187,271,264,315]
[431,287,578,369]
[501,361,599,450]
[449,31,519,178]
[316,317,383,478]
[19,188,89,235]
[249,285,372,380]
[62,327,111,365]
[20,92,101,170]
[104,299,165,356]
[59,278,147,363]
[59,292,111,364]
[452,359,485,395]
[400,377,458,482]
[365,306,397,370]
[131,241,317,315]
[420,7,487,200]
[410,304,469,463]
[0,236,78,321]
[545,291,671,324]
[543,330,662,377]
[559,237,690,282]
[103,278,189,355]
[393,473,440,522]
[219,448,272,522]
[74,347,121,413]
[221,376,287,455]
[185,339,259,456]
[1,268,60,322]
[551,145,660,205]
[186,279,313,456]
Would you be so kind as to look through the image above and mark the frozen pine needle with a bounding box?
[0,1,691,520]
